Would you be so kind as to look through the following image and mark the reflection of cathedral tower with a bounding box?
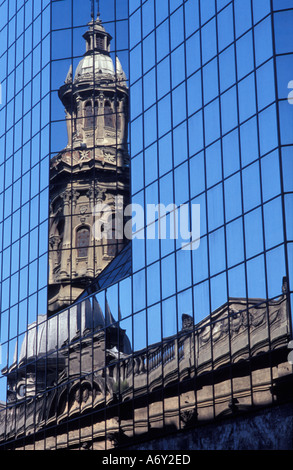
[48,15,130,315]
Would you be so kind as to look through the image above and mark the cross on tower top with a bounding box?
[91,0,100,19]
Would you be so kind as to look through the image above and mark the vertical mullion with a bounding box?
[231,0,254,410]
[269,0,293,339]
[215,0,236,415]
[198,0,216,422]
[250,0,274,398]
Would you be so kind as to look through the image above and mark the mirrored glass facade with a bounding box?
[0,0,292,450]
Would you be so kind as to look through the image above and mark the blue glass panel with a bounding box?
[238,73,256,123]
[158,95,171,137]
[147,304,161,345]
[204,99,220,145]
[185,0,199,38]
[176,249,192,291]
[207,183,224,231]
[285,194,293,241]
[129,8,141,47]
[206,141,222,188]
[263,197,284,250]
[144,69,156,110]
[159,132,173,176]
[266,246,286,297]
[234,0,252,37]
[170,6,184,50]
[156,19,170,62]
[217,4,234,51]
[131,116,143,156]
[276,54,293,100]
[193,280,210,321]
[258,104,278,156]
[240,116,259,166]
[226,218,245,267]
[133,269,146,312]
[261,150,281,202]
[274,10,293,54]
[144,104,157,147]
[228,264,246,298]
[210,272,227,311]
[162,296,177,337]
[282,147,293,192]
[244,208,264,258]
[143,32,155,73]
[142,0,154,37]
[155,0,169,25]
[221,86,238,135]
[133,310,147,350]
[173,121,188,167]
[256,59,276,110]
[147,262,161,306]
[247,255,266,298]
[132,154,143,195]
[209,227,226,275]
[190,152,205,197]
[203,58,219,104]
[252,0,271,23]
[187,71,202,116]
[161,253,176,299]
[200,0,215,24]
[236,31,254,80]
[224,173,242,222]
[201,18,217,64]
[279,100,293,145]
[159,172,174,207]
[192,235,208,283]
[130,43,142,84]
[188,110,204,156]
[219,45,236,93]
[174,162,189,205]
[186,32,201,76]
[171,44,185,87]
[254,17,273,67]
[145,143,158,186]
[242,162,261,212]
[172,82,187,127]
[157,56,171,100]
[273,0,293,9]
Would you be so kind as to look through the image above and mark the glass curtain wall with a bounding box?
[0,0,51,409]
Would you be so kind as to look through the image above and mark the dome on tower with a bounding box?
[74,53,116,81]
[72,14,127,85]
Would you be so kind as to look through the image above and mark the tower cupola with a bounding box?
[83,14,112,55]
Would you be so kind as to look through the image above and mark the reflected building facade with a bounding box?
[48,14,130,315]
[0,0,293,451]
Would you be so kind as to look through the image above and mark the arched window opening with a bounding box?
[96,35,104,50]
[84,101,94,128]
[77,227,90,257]
[104,101,115,128]
[94,101,99,126]
[103,216,117,257]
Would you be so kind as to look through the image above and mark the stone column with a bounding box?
[60,189,71,277]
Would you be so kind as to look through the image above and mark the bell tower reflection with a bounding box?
[48,14,130,316]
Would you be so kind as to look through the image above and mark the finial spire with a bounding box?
[91,0,100,19]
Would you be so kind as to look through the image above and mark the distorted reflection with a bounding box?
[0,277,291,449]
[48,13,130,315]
